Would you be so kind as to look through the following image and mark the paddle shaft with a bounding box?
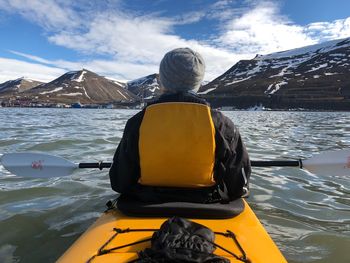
[251,160,301,167]
[79,162,112,169]
[78,160,302,170]
[2,150,348,177]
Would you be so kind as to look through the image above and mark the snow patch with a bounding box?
[112,80,127,87]
[128,75,153,86]
[329,53,346,57]
[197,87,217,95]
[236,66,262,76]
[325,72,339,76]
[149,86,160,93]
[224,76,252,86]
[71,70,87,82]
[40,87,63,94]
[81,87,91,99]
[105,77,128,86]
[269,57,310,76]
[117,90,128,99]
[62,92,83,96]
[269,67,291,78]
[265,84,274,94]
[306,63,328,73]
[265,81,288,95]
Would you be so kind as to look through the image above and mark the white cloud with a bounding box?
[48,13,178,63]
[215,1,350,57]
[9,50,86,72]
[305,17,350,41]
[0,0,246,81]
[6,49,234,82]
[0,0,81,30]
[4,51,159,81]
[0,0,350,83]
[216,2,316,55]
[0,57,65,83]
[9,50,57,65]
[173,11,207,25]
[83,60,158,80]
[208,0,249,22]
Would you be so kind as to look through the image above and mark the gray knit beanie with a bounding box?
[159,48,205,93]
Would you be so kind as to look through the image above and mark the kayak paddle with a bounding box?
[0,150,349,178]
[0,152,110,178]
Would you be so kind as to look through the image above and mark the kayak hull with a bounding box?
[57,200,286,262]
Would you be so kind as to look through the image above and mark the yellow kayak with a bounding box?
[57,199,286,262]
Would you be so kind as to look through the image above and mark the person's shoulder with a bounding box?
[128,109,145,121]
[210,108,229,121]
[125,109,146,129]
[210,109,238,133]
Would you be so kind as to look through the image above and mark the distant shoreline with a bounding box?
[1,105,349,113]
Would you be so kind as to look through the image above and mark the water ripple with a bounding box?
[0,108,349,263]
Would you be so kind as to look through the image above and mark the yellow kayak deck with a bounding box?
[57,200,286,262]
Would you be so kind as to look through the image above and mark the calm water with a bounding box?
[0,108,349,263]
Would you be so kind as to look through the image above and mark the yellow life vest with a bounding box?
[138,102,216,188]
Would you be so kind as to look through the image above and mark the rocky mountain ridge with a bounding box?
[0,69,138,105]
[199,37,350,110]
[0,78,44,94]
[126,73,162,100]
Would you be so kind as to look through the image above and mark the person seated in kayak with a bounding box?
[109,47,251,203]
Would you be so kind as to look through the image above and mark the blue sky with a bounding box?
[0,0,349,83]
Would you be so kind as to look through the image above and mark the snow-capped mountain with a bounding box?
[0,77,44,94]
[22,69,138,104]
[199,37,350,110]
[126,74,208,100]
[127,73,162,100]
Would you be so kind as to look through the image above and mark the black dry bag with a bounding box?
[131,216,229,263]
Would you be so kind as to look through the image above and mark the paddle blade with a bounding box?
[0,153,78,178]
[303,149,350,177]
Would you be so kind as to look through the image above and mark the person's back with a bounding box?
[109,48,251,203]
[139,102,216,188]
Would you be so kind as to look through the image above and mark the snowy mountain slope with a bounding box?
[20,69,138,104]
[0,78,44,94]
[127,73,162,100]
[126,74,210,100]
[199,37,350,110]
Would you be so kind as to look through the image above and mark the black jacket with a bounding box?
[109,92,251,203]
